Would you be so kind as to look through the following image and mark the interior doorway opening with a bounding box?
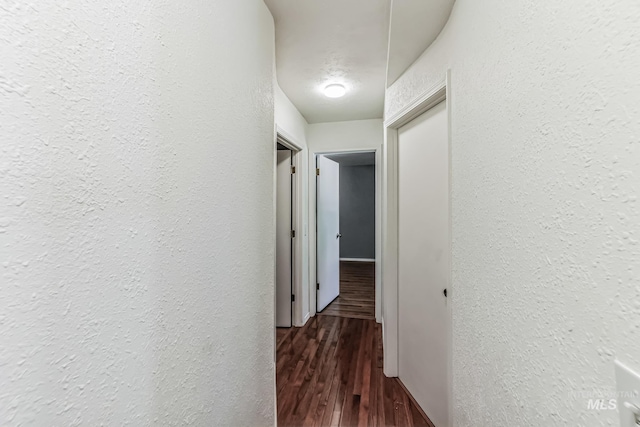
[275,135,301,328]
[315,151,377,320]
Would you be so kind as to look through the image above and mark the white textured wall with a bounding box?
[275,84,308,147]
[308,119,383,153]
[386,1,640,425]
[308,119,383,322]
[275,84,311,325]
[1,1,276,425]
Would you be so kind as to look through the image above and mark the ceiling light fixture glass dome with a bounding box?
[324,84,346,98]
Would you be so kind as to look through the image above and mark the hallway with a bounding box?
[276,315,433,427]
[4,0,640,425]
[321,262,375,320]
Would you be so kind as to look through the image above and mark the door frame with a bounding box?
[309,148,382,323]
[382,70,453,422]
[276,126,304,327]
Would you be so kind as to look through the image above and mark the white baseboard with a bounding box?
[340,258,375,262]
[299,312,310,327]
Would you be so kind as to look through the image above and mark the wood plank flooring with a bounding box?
[276,315,434,427]
[320,262,375,320]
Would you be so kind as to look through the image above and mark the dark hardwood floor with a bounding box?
[321,262,375,320]
[276,315,434,427]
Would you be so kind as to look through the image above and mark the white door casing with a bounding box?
[276,150,292,327]
[398,100,450,426]
[316,155,340,312]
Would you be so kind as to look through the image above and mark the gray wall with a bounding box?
[339,165,375,259]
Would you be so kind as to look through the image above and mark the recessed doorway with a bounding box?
[275,136,301,328]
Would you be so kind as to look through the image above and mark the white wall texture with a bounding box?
[1,1,276,425]
[308,119,383,153]
[275,84,308,147]
[275,84,311,325]
[386,1,640,425]
[308,119,383,321]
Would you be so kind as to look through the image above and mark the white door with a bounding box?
[398,100,450,426]
[276,150,292,327]
[316,155,340,312]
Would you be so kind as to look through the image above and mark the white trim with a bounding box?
[384,78,447,128]
[313,148,376,155]
[275,130,305,328]
[339,258,375,262]
[381,71,452,421]
[445,69,454,427]
[301,312,310,326]
[276,125,303,151]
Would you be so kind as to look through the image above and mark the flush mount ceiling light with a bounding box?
[324,84,346,98]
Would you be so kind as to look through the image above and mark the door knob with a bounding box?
[337,233,342,239]
[443,288,447,298]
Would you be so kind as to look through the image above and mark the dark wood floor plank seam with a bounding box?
[276,262,432,427]
[338,320,363,427]
[292,317,341,424]
[321,262,376,320]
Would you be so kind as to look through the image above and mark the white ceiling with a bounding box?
[324,152,375,166]
[265,0,391,124]
[386,0,456,87]
[265,0,455,124]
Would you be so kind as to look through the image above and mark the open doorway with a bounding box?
[276,143,293,327]
[316,151,376,320]
[275,136,301,328]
